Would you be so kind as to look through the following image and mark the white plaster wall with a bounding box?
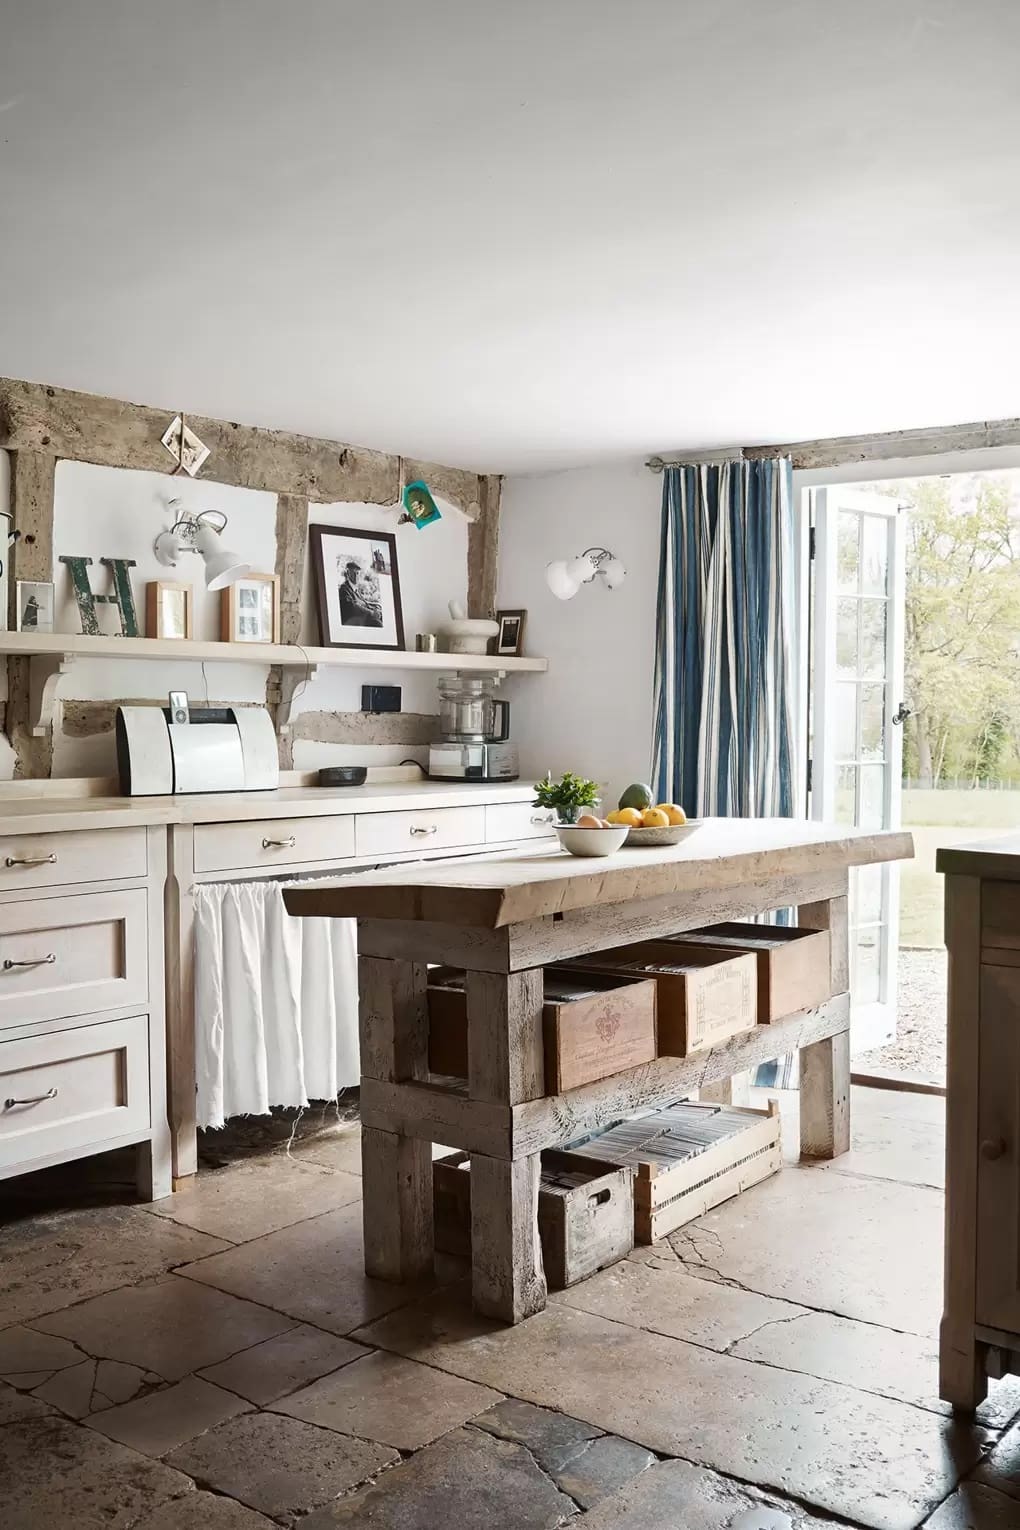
[36,462,470,777]
[497,460,660,807]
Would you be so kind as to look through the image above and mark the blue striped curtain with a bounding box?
[652,457,795,818]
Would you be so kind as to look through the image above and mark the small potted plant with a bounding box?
[533,770,601,825]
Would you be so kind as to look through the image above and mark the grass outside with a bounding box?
[900,787,1020,947]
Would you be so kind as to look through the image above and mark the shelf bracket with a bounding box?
[277,664,321,737]
[30,653,77,737]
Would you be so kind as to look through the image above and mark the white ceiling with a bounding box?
[2,1,1019,474]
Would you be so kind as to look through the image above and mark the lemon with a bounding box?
[641,807,671,828]
[656,803,687,826]
[609,806,643,827]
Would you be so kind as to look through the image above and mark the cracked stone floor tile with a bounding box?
[732,1307,1020,1428]
[178,1201,427,1335]
[922,1481,1020,1528]
[0,1324,84,1379]
[669,1163,944,1336]
[132,1490,279,1529]
[975,1415,1020,1500]
[579,1455,843,1529]
[554,1433,657,1510]
[199,1324,369,1405]
[276,1348,503,1450]
[353,1290,989,1530]
[86,1374,250,1457]
[751,1084,946,1187]
[0,1379,54,1424]
[31,1272,294,1380]
[552,1254,808,1352]
[301,1424,577,1528]
[168,1408,398,1524]
[0,1413,192,1529]
[472,1396,603,1472]
[0,1203,228,1327]
[147,1155,362,1243]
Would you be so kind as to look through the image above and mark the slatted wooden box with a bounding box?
[568,1100,782,1243]
[661,922,832,1022]
[433,1149,634,1289]
[559,942,756,1057]
[426,966,657,1091]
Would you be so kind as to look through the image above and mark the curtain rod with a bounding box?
[646,449,746,472]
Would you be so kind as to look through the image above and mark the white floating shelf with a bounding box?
[0,631,548,736]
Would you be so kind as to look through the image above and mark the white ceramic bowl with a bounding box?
[555,824,629,858]
[624,820,703,847]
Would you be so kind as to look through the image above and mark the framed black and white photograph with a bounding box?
[15,580,54,634]
[221,573,281,644]
[496,608,526,657]
[310,525,405,651]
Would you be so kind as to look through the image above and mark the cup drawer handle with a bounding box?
[4,1087,58,1110]
[410,825,438,837]
[5,854,57,868]
[3,954,56,970]
[262,836,297,850]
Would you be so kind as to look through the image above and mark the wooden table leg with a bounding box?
[359,954,435,1284]
[470,1151,547,1322]
[466,968,548,1322]
[799,891,851,1159]
[940,874,987,1412]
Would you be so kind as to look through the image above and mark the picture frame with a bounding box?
[495,608,526,657]
[146,580,193,641]
[15,580,54,634]
[309,525,405,651]
[221,573,281,644]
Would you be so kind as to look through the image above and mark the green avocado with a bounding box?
[619,782,654,811]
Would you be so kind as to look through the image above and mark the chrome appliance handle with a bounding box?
[4,1087,58,1109]
[5,853,57,868]
[262,837,297,850]
[3,954,56,970]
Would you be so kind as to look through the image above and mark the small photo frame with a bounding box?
[146,580,193,640]
[221,573,281,644]
[15,580,54,634]
[495,609,526,657]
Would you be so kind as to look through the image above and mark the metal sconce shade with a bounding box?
[193,524,250,589]
[545,547,625,600]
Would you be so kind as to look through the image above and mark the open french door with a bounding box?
[810,486,906,1053]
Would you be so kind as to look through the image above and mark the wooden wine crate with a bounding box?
[661,922,832,1022]
[568,1100,782,1243]
[560,942,756,1057]
[426,966,657,1091]
[433,1149,634,1289]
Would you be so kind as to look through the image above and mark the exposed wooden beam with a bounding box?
[743,417,1020,471]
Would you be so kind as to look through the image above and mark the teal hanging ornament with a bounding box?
[400,480,441,530]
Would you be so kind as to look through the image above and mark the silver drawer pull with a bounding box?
[410,825,438,837]
[4,1087,58,1110]
[5,853,57,868]
[262,836,297,850]
[531,813,553,824]
[3,954,56,970]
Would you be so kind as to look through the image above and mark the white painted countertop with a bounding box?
[0,780,539,836]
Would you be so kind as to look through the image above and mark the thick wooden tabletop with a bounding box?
[283,817,913,929]
[937,835,1020,880]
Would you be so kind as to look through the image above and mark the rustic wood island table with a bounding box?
[284,818,912,1324]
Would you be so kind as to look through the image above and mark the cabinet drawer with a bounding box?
[355,806,486,859]
[0,827,147,892]
[0,889,149,1030]
[0,1014,150,1174]
[485,802,557,845]
[193,815,356,874]
[982,881,1020,952]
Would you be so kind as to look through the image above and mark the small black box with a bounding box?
[361,684,402,713]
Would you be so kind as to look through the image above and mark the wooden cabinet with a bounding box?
[976,961,1020,1334]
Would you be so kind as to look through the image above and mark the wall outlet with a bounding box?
[361,684,401,713]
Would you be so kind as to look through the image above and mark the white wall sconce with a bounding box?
[154,502,250,590]
[545,546,626,601]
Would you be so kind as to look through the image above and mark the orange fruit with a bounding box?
[656,803,687,826]
[641,807,671,828]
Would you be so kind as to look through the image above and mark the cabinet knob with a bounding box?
[981,1138,1008,1161]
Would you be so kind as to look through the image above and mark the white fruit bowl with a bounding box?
[624,820,703,847]
[555,824,629,858]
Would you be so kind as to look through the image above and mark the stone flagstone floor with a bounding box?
[2,1086,1019,1528]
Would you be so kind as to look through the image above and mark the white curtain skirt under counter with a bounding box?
[194,878,359,1130]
